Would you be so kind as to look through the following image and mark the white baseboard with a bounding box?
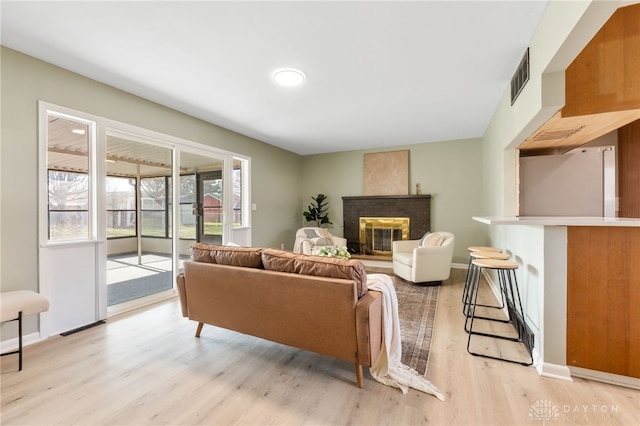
[538,362,574,382]
[569,366,640,390]
[0,332,43,353]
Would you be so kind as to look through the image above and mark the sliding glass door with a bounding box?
[39,102,251,330]
[105,134,174,311]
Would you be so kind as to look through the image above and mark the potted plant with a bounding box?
[303,193,332,227]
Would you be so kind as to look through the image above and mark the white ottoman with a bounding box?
[1,290,50,371]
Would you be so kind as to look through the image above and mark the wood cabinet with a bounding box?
[566,226,640,378]
[518,4,640,156]
[618,120,640,217]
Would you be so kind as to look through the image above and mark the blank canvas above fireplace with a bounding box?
[363,150,409,195]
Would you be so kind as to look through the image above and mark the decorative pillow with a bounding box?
[313,237,333,246]
[303,229,320,239]
[418,232,431,248]
[210,245,264,268]
[190,243,217,263]
[422,233,445,247]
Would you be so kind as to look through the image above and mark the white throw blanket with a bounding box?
[367,273,444,401]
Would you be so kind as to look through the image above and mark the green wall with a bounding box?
[301,139,486,264]
[0,47,302,297]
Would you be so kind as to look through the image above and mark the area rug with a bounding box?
[366,268,439,376]
[107,271,173,306]
[394,277,439,375]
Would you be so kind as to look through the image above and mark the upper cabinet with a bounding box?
[519,4,640,157]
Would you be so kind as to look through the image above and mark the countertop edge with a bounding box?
[472,216,640,227]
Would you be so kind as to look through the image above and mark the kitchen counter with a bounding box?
[473,215,640,388]
[473,216,640,227]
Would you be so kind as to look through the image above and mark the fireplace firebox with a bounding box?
[359,217,410,255]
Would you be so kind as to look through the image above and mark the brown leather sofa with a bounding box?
[176,244,383,387]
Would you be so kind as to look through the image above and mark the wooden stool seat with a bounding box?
[470,251,511,260]
[463,251,511,310]
[468,246,502,253]
[471,258,519,269]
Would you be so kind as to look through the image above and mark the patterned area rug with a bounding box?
[366,267,440,376]
[395,277,439,375]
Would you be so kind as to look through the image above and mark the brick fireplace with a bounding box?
[342,195,431,255]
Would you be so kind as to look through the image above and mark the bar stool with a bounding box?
[462,250,510,317]
[466,258,533,366]
[462,246,502,304]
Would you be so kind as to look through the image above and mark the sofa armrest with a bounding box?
[355,290,382,366]
[176,273,188,317]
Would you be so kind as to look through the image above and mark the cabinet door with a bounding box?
[566,226,640,378]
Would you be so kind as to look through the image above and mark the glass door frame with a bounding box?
[39,101,251,324]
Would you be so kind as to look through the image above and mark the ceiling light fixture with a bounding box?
[273,68,306,86]
[71,128,86,135]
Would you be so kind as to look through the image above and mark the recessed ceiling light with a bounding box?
[273,68,306,86]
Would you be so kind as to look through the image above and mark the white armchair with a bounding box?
[293,227,348,255]
[392,231,455,284]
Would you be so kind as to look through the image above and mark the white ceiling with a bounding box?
[1,0,549,155]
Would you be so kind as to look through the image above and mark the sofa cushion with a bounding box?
[190,243,217,263]
[212,245,264,268]
[393,251,413,267]
[261,248,299,273]
[262,249,368,298]
[191,243,263,268]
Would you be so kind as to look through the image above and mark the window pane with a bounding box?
[141,177,166,209]
[106,176,136,238]
[141,211,166,237]
[233,158,245,227]
[106,177,135,210]
[180,175,196,203]
[49,211,89,240]
[48,171,89,210]
[106,211,136,238]
[178,204,196,239]
[47,114,92,242]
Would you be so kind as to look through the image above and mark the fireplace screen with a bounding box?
[359,217,410,255]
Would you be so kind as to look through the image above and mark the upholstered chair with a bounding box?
[293,227,348,255]
[392,231,455,284]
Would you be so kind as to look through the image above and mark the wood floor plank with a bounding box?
[2,269,639,425]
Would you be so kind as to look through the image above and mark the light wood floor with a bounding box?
[2,269,638,425]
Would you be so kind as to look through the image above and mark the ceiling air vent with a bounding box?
[510,48,529,105]
[532,126,585,141]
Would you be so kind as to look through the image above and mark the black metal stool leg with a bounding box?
[0,311,23,371]
[466,259,533,366]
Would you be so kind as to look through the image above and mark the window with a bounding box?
[233,157,249,228]
[46,114,93,241]
[106,176,136,238]
[48,170,90,240]
[140,176,167,237]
